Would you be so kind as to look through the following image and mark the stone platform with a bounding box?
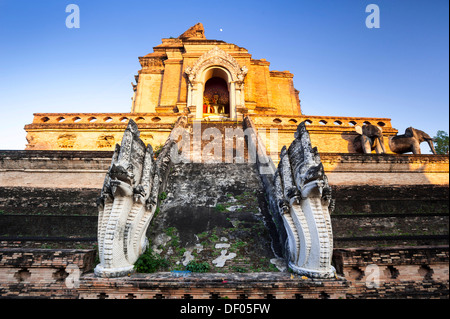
[78,272,350,299]
[1,246,448,299]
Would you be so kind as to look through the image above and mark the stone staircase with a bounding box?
[146,120,284,272]
[179,121,250,163]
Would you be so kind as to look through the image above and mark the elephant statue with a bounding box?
[353,124,386,154]
[388,127,436,154]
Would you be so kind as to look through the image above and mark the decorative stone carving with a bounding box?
[237,65,248,82]
[57,134,76,149]
[96,135,115,149]
[185,46,247,85]
[274,121,335,278]
[95,119,160,277]
[139,57,165,69]
[95,116,188,277]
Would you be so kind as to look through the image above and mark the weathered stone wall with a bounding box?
[78,272,350,299]
[333,246,449,299]
[7,137,448,190]
[2,184,447,253]
[0,150,112,188]
[1,127,448,298]
[0,186,99,215]
[332,185,449,215]
[331,184,449,248]
[0,183,448,298]
[0,248,96,298]
[1,246,447,299]
[0,215,97,239]
[76,244,450,299]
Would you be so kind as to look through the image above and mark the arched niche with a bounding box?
[185,47,247,120]
[201,67,231,118]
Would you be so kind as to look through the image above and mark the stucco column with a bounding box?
[187,83,192,108]
[230,82,236,120]
[195,82,203,120]
[131,91,136,111]
[239,83,246,108]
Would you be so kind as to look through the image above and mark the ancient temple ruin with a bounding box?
[23,23,400,162]
[0,23,448,299]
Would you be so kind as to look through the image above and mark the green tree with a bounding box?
[433,131,449,155]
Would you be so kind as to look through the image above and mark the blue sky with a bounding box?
[0,0,448,152]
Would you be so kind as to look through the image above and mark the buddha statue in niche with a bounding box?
[212,94,227,114]
[203,77,229,116]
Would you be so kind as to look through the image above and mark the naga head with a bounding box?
[109,163,135,185]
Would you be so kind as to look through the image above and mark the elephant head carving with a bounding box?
[388,127,436,154]
[353,124,386,154]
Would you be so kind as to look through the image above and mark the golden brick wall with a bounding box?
[320,153,449,186]
[133,74,163,113]
[132,37,301,116]
[250,114,398,165]
[24,113,174,151]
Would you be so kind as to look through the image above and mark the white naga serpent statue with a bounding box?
[273,122,336,278]
[95,117,186,277]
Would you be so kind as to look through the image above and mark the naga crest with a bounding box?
[95,119,160,278]
[274,121,335,278]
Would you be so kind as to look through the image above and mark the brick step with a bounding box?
[332,212,449,217]
[0,238,97,249]
[333,200,449,215]
[331,185,449,201]
[333,235,449,249]
[178,122,253,163]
